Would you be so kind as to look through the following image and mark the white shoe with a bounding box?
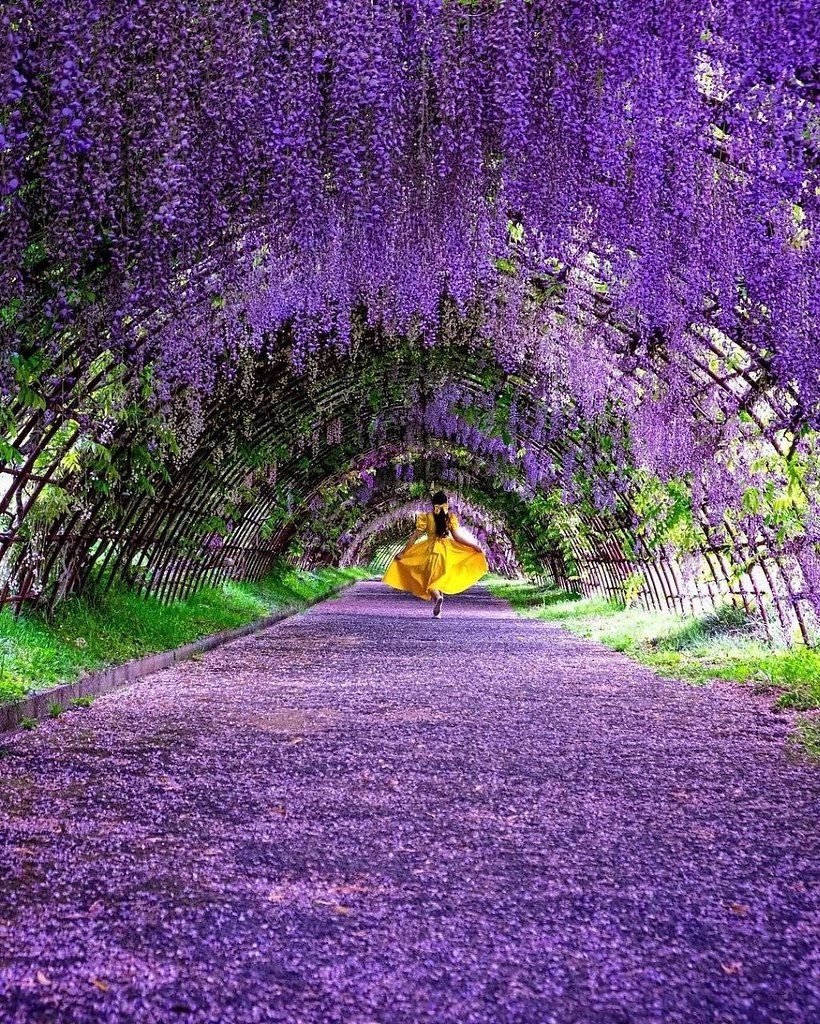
[433,596,443,618]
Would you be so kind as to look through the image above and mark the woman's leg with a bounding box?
[430,588,444,617]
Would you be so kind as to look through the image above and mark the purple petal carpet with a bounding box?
[1,582,818,1023]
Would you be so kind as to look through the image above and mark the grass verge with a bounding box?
[488,578,820,749]
[0,563,366,706]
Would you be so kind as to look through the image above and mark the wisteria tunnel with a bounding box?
[1,1,819,639]
[4,4,820,1022]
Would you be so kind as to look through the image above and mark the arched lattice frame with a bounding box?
[0,302,816,642]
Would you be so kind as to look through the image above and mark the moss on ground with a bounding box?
[0,564,366,705]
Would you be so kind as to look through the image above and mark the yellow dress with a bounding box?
[382,511,489,600]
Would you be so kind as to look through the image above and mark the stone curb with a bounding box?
[0,581,354,735]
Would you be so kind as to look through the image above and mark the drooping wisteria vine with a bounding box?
[2,1,817,397]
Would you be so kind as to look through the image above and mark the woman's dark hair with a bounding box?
[431,490,450,538]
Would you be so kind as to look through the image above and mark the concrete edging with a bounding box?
[0,581,354,735]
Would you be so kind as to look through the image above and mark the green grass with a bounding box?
[791,716,820,761]
[488,577,820,714]
[0,563,366,706]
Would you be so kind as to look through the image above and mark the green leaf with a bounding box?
[0,438,23,464]
[60,449,82,474]
[18,383,46,410]
[741,487,760,514]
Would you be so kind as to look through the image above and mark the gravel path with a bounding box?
[1,581,818,1024]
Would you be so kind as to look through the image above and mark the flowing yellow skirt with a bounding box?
[382,536,489,600]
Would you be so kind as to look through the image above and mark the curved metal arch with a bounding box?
[274,444,600,589]
[0,291,815,639]
[336,496,524,576]
[71,338,626,600]
[242,444,555,580]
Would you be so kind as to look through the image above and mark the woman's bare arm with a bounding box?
[451,524,483,553]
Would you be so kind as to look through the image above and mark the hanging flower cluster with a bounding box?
[1,1,817,412]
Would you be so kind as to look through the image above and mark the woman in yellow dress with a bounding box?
[382,491,489,617]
